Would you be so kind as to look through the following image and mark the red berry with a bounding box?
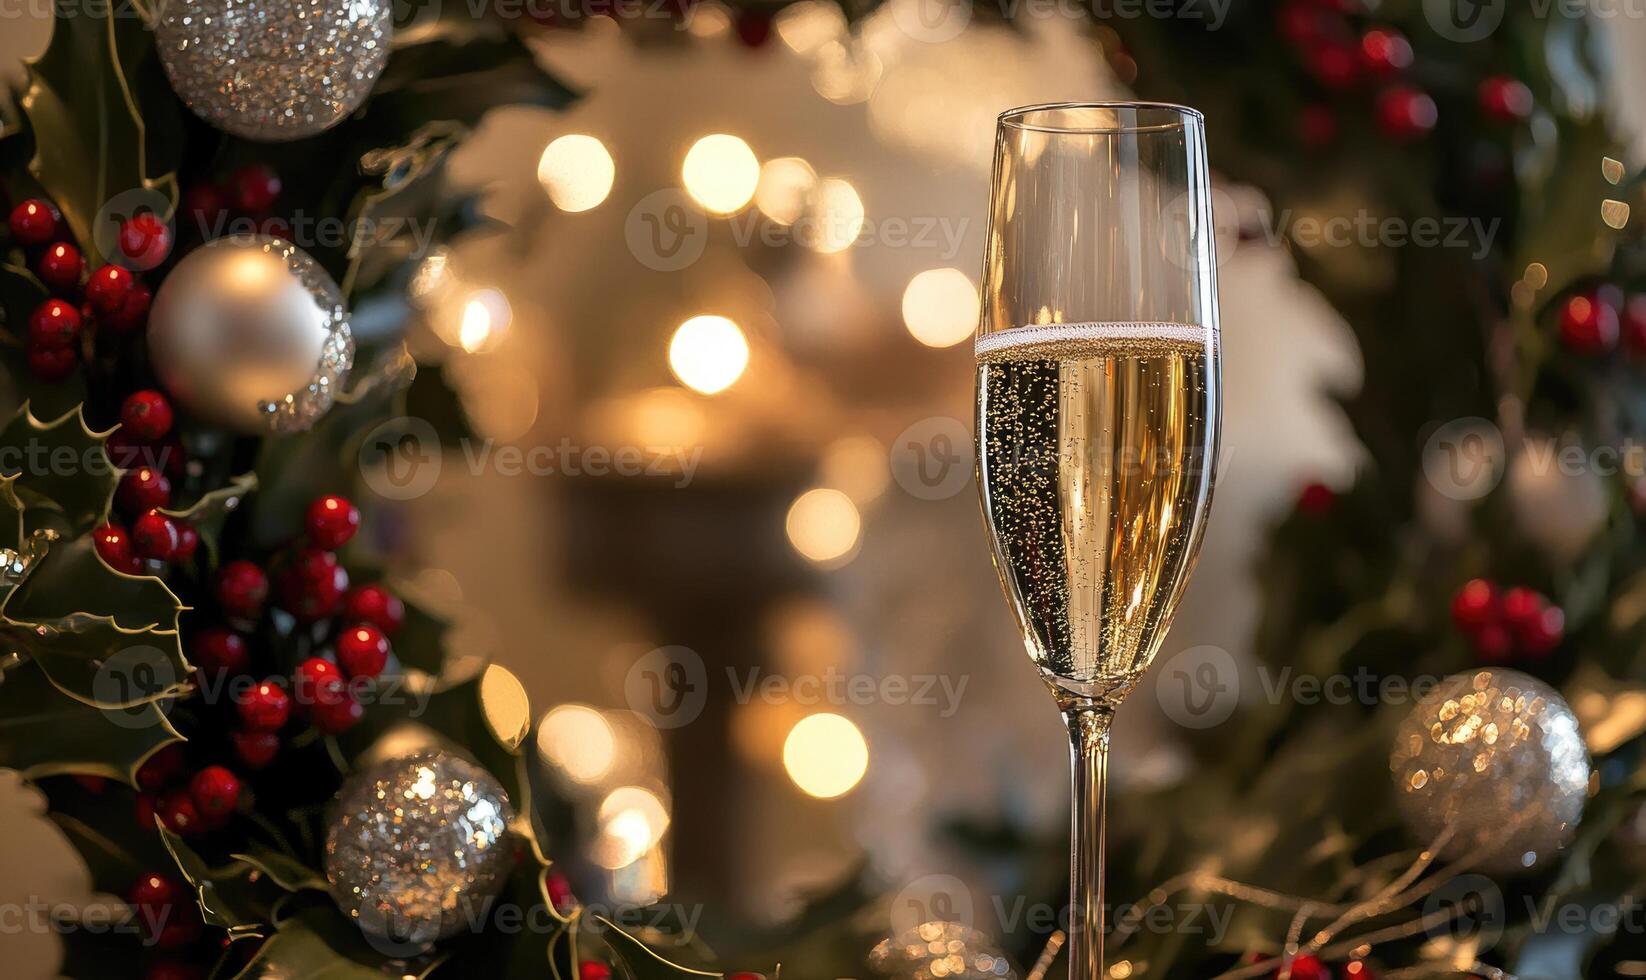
[182,183,226,232]
[229,164,282,215]
[1375,85,1437,141]
[215,560,270,621]
[735,8,772,46]
[104,279,152,333]
[232,729,280,769]
[1559,293,1620,354]
[311,692,364,734]
[1500,587,1543,631]
[1276,1,1330,45]
[93,522,143,574]
[117,465,171,513]
[1308,41,1359,89]
[1474,622,1514,663]
[135,792,157,828]
[28,298,80,348]
[1275,955,1332,980]
[1622,295,1646,356]
[132,510,180,561]
[191,627,248,676]
[26,344,77,381]
[103,429,146,469]
[344,584,406,635]
[128,870,185,910]
[156,786,202,835]
[725,974,765,980]
[85,264,135,313]
[174,523,199,563]
[1479,75,1534,124]
[136,743,185,792]
[117,212,173,270]
[1359,28,1412,77]
[278,547,349,621]
[36,241,83,292]
[189,765,241,819]
[9,199,59,246]
[579,962,613,980]
[121,390,174,440]
[1297,481,1336,516]
[1516,604,1565,657]
[337,623,390,678]
[1341,961,1380,980]
[238,678,291,732]
[546,870,576,912]
[1299,105,1337,148]
[306,494,360,549]
[295,656,348,707]
[1450,579,1498,631]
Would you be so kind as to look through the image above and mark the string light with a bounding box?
[682,134,760,214]
[537,134,615,212]
[669,315,749,394]
[458,288,512,353]
[783,712,868,798]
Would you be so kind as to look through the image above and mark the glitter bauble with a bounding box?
[148,235,353,434]
[868,921,1018,980]
[1390,669,1589,874]
[156,0,393,142]
[325,751,516,946]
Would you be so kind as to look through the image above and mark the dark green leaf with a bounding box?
[0,658,181,784]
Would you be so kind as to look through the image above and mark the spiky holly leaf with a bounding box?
[19,1,179,264]
[593,919,725,980]
[158,827,293,933]
[231,843,328,894]
[0,658,181,783]
[343,122,464,297]
[0,403,120,539]
[226,902,446,980]
[1,533,187,708]
[160,471,257,570]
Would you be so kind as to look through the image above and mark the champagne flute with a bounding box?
[974,102,1221,979]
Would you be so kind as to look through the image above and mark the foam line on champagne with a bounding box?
[974,322,1216,360]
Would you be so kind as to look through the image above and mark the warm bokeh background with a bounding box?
[6,4,1646,974]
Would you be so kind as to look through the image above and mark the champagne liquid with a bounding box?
[976,324,1219,700]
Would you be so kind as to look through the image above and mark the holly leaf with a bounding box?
[2,533,188,708]
[19,1,179,264]
[232,844,329,894]
[343,122,463,298]
[365,24,577,135]
[0,658,181,784]
[227,903,446,980]
[0,403,119,538]
[161,471,257,570]
[594,918,724,980]
[159,826,290,933]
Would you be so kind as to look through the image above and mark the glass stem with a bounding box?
[1063,702,1113,980]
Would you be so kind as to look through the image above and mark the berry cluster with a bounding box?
[179,164,284,242]
[8,196,163,383]
[130,742,242,838]
[1277,2,1534,146]
[1450,578,1565,663]
[194,495,405,769]
[1556,284,1646,356]
[1251,952,1378,980]
[92,394,199,575]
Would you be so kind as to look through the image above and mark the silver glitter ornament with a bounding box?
[868,922,1018,980]
[325,751,516,946]
[148,235,354,434]
[156,0,393,142]
[1390,668,1589,874]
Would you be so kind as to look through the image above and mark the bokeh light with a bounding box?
[669,315,749,394]
[901,268,980,348]
[755,157,818,226]
[806,178,864,254]
[594,785,672,869]
[537,704,618,784]
[537,134,616,213]
[682,134,760,214]
[785,487,861,564]
[458,288,513,353]
[783,713,868,799]
[820,435,889,504]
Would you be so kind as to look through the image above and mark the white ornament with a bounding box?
[148,235,353,434]
[156,0,393,142]
[1506,437,1609,563]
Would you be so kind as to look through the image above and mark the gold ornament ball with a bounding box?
[868,921,1018,980]
[1390,668,1589,874]
[156,0,393,142]
[148,235,354,434]
[325,751,516,947]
